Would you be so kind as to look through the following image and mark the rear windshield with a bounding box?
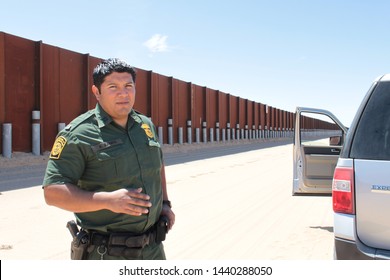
[350,81,390,160]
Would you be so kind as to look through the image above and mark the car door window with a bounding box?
[300,112,343,148]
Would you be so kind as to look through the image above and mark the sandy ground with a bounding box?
[0,139,334,260]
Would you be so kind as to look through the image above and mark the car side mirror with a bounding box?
[329,136,341,146]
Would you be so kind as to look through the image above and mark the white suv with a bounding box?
[294,74,390,259]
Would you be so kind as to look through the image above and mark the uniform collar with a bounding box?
[95,103,139,128]
[95,103,113,128]
[130,110,143,124]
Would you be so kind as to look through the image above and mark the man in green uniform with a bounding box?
[43,58,175,260]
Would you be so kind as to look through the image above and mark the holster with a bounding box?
[67,220,90,260]
[70,230,89,260]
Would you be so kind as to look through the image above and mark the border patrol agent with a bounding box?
[43,58,175,260]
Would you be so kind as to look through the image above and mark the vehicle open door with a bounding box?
[292,107,348,195]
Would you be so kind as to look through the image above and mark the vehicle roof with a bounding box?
[375,74,390,82]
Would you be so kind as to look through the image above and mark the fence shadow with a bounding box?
[0,139,293,192]
[163,139,292,166]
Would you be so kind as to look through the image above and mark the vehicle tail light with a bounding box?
[332,167,355,214]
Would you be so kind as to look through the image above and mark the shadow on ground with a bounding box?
[163,139,292,166]
[0,139,293,192]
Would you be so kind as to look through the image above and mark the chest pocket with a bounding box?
[88,139,137,184]
[92,139,124,160]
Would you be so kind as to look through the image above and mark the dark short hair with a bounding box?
[92,58,137,90]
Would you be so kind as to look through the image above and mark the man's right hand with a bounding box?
[107,188,152,216]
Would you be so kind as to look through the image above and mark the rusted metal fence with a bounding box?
[0,32,332,155]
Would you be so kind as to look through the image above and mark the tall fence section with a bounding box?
[0,32,336,156]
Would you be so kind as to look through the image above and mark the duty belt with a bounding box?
[90,230,157,247]
[89,229,158,258]
[66,216,168,259]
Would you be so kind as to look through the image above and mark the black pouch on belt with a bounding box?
[107,233,149,258]
[156,215,169,243]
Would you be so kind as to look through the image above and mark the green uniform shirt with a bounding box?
[43,103,163,234]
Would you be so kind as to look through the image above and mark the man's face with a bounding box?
[92,72,136,127]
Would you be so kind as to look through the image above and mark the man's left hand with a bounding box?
[161,205,175,231]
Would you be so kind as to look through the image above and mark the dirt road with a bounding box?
[0,140,334,260]
[163,141,333,260]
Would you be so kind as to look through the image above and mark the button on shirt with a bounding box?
[43,103,163,234]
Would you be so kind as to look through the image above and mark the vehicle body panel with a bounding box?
[354,159,390,249]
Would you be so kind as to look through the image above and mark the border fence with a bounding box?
[0,32,335,157]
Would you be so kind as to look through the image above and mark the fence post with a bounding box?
[227,123,231,141]
[158,126,164,145]
[168,119,173,145]
[58,123,66,133]
[202,122,207,143]
[32,111,41,156]
[216,122,220,142]
[178,127,183,144]
[187,120,192,144]
[2,123,12,158]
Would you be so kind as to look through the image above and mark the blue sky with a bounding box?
[2,0,390,126]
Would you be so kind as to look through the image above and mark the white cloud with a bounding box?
[143,34,169,53]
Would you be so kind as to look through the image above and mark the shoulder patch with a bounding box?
[49,136,67,159]
[141,123,154,138]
